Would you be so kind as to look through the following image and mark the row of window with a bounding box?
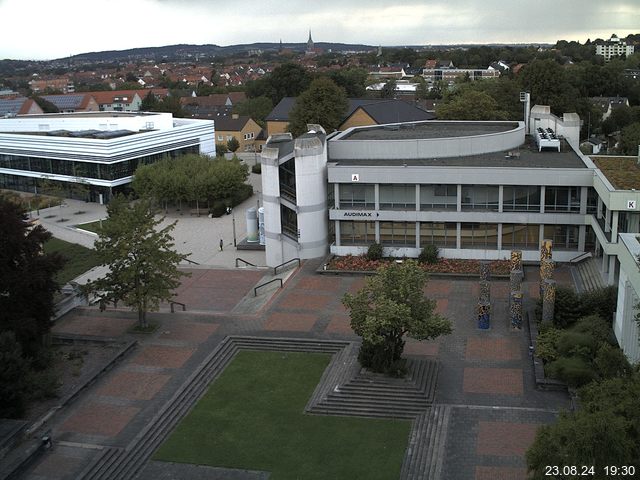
[337,184,598,213]
[0,146,199,181]
[338,221,581,250]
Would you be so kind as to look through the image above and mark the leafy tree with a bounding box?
[329,67,369,97]
[519,59,580,114]
[436,89,509,120]
[620,122,640,155]
[246,63,312,105]
[233,96,273,127]
[0,332,30,418]
[380,79,397,99]
[527,373,640,477]
[0,196,63,361]
[140,91,160,111]
[216,142,229,156]
[227,136,240,152]
[342,260,452,375]
[288,77,348,137]
[86,196,189,328]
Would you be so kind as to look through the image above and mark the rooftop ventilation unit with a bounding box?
[535,127,560,152]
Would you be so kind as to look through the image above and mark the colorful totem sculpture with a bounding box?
[542,279,556,324]
[477,262,491,329]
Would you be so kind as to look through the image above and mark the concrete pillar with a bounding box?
[578,225,586,251]
[611,211,619,242]
[333,183,340,209]
[415,184,420,212]
[498,185,504,213]
[540,185,546,213]
[456,184,462,212]
[456,222,461,249]
[334,220,341,246]
[415,222,420,249]
[597,196,603,219]
[579,186,588,215]
[497,223,503,251]
[374,184,380,210]
[608,255,617,285]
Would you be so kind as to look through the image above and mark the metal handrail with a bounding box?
[273,257,300,275]
[169,301,186,313]
[236,257,257,267]
[254,278,283,296]
[569,251,592,264]
[183,257,200,265]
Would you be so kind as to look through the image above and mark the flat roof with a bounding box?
[591,156,640,190]
[340,121,519,141]
[330,138,586,169]
[11,112,157,119]
[0,129,140,139]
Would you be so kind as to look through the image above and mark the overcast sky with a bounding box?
[1,0,638,60]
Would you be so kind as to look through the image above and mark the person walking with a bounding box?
[219,238,224,251]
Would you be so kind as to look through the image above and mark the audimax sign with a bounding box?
[343,211,380,217]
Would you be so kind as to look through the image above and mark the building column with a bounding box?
[415,184,420,212]
[374,184,380,211]
[497,223,503,251]
[415,222,420,249]
[578,225,586,251]
[579,186,588,215]
[611,211,619,243]
[334,221,341,246]
[597,197,603,219]
[334,184,340,209]
[540,186,546,213]
[608,255,617,285]
[539,224,545,248]
[498,185,504,213]
[602,252,608,274]
[457,184,462,212]
[456,222,461,249]
[375,221,380,243]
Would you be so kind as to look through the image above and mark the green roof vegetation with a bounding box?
[592,156,640,191]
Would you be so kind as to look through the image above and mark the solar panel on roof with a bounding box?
[42,95,84,109]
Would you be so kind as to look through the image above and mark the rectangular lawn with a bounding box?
[43,237,101,285]
[154,350,411,480]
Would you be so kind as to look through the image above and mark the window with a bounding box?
[503,186,541,212]
[380,222,416,246]
[420,222,456,247]
[279,159,296,202]
[281,205,298,239]
[379,184,415,210]
[544,187,580,212]
[501,224,539,249]
[461,185,499,211]
[420,184,457,210]
[226,135,233,141]
[217,135,224,141]
[586,188,598,215]
[460,223,499,249]
[339,184,375,209]
[543,225,579,250]
[340,221,376,245]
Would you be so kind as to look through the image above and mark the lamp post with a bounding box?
[232,208,237,247]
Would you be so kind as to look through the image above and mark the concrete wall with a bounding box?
[260,145,284,267]
[614,234,640,364]
[529,106,581,148]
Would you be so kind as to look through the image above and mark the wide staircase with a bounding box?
[574,257,606,292]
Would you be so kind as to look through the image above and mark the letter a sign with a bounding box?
[351,173,360,182]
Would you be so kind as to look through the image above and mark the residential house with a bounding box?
[595,34,635,62]
[265,97,434,137]
[215,114,263,152]
[181,93,247,119]
[87,89,169,112]
[29,76,75,94]
[41,94,99,113]
[589,96,630,120]
[0,97,44,116]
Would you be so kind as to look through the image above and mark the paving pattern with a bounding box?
[21,260,573,480]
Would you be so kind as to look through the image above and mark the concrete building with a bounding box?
[259,107,640,362]
[595,34,635,62]
[0,111,214,203]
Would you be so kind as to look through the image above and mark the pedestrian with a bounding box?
[219,238,224,251]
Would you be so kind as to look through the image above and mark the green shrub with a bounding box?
[546,356,595,387]
[535,327,561,362]
[571,315,613,345]
[552,286,582,328]
[594,343,632,380]
[227,183,253,206]
[418,245,439,264]
[556,331,597,358]
[252,163,262,174]
[366,243,384,261]
[580,286,618,323]
[216,143,228,155]
[210,201,226,218]
[26,368,60,401]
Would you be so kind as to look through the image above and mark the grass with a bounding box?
[154,351,411,480]
[592,156,640,190]
[75,219,108,234]
[43,237,102,285]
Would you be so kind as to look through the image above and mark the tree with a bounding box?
[380,79,397,99]
[0,196,63,361]
[31,95,59,113]
[140,91,160,111]
[288,77,348,137]
[227,136,240,152]
[342,261,452,375]
[329,67,369,97]
[620,122,640,155]
[526,373,640,477]
[86,196,189,328]
[233,96,273,127]
[0,331,30,418]
[436,89,509,120]
[519,59,580,115]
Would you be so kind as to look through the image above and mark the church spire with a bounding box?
[307,30,314,53]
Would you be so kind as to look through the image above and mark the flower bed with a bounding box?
[328,255,511,276]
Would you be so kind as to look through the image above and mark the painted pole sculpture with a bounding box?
[477,262,491,329]
[509,250,524,330]
[510,291,523,329]
[542,279,556,324]
[510,249,522,272]
[539,239,553,297]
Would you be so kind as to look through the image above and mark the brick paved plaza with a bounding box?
[22,261,572,480]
